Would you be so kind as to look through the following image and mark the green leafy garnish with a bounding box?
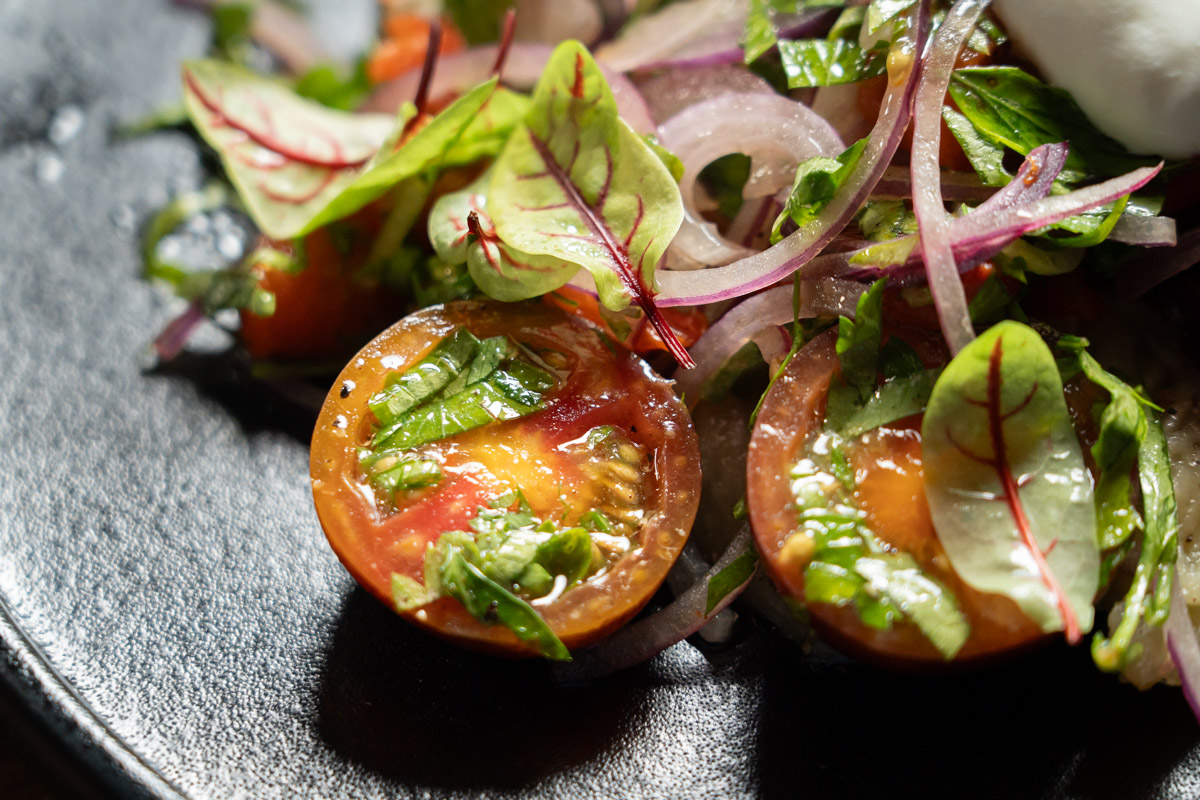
[743,0,845,63]
[705,549,759,615]
[1054,336,1177,671]
[922,321,1099,640]
[823,278,885,429]
[778,38,886,89]
[362,328,556,497]
[485,42,685,337]
[788,437,970,658]
[835,368,941,438]
[772,139,866,242]
[182,61,513,240]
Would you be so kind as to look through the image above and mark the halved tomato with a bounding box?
[746,329,1044,667]
[310,299,701,656]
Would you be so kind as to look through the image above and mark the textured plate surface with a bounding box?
[0,2,1198,798]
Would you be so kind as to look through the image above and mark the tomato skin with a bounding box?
[310,300,702,656]
[746,330,1045,668]
[239,209,405,361]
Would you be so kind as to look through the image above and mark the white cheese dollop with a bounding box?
[993,0,1200,159]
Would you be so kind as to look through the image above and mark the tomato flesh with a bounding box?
[747,330,1044,667]
[310,300,701,656]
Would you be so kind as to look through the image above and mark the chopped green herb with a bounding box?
[705,548,759,615]
[772,139,867,242]
[778,38,887,89]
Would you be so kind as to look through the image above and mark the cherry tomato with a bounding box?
[746,330,1044,667]
[239,209,405,361]
[367,15,465,85]
[310,300,701,656]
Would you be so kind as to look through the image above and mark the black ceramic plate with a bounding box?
[2,2,1199,798]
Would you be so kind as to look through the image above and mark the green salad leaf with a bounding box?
[772,139,866,241]
[790,438,970,658]
[778,38,886,88]
[487,41,684,320]
[922,321,1099,640]
[183,61,508,240]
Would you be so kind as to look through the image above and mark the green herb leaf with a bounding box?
[444,0,514,44]
[642,134,685,183]
[922,321,1099,639]
[373,368,550,451]
[947,67,1156,186]
[772,139,866,241]
[879,336,923,380]
[426,167,577,298]
[367,456,443,495]
[294,61,373,111]
[835,368,941,438]
[942,106,1011,186]
[778,38,887,89]
[865,0,917,33]
[441,87,531,168]
[535,528,594,585]
[744,0,847,63]
[706,549,759,614]
[367,329,482,427]
[392,572,436,612]
[790,443,970,658]
[487,41,684,318]
[835,277,886,403]
[439,549,570,660]
[855,551,971,656]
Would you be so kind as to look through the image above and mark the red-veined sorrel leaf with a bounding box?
[428,168,576,297]
[922,321,1099,641]
[183,60,504,240]
[487,41,692,367]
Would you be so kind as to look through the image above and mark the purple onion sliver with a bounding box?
[1165,575,1200,725]
[909,0,987,356]
[152,301,206,364]
[653,0,932,307]
[552,525,757,684]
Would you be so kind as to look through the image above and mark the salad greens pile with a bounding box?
[135,0,1196,689]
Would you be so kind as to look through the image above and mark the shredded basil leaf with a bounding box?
[706,549,759,615]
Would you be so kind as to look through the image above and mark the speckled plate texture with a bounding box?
[1,2,1199,798]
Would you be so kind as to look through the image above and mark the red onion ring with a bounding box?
[637,64,775,124]
[594,0,749,73]
[650,0,932,307]
[552,524,757,683]
[872,165,995,203]
[1110,214,1178,247]
[909,0,987,355]
[659,93,844,270]
[151,300,206,363]
[363,43,656,133]
[1165,573,1200,724]
[674,281,863,403]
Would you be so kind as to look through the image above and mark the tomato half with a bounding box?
[310,300,701,656]
[746,330,1044,667]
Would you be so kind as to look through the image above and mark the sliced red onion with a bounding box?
[726,193,785,251]
[909,0,987,356]
[659,93,845,270]
[674,281,864,402]
[840,163,1164,285]
[151,300,206,363]
[1120,228,1200,299]
[665,544,739,643]
[175,0,329,74]
[652,1,932,307]
[632,9,839,71]
[872,165,995,203]
[552,524,757,683]
[637,64,775,124]
[594,0,749,74]
[973,142,1069,216]
[1110,214,1178,247]
[1165,573,1200,724]
[363,43,655,133]
[513,0,603,45]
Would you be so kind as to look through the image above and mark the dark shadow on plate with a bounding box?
[147,348,326,445]
[315,587,660,792]
[753,637,1199,800]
